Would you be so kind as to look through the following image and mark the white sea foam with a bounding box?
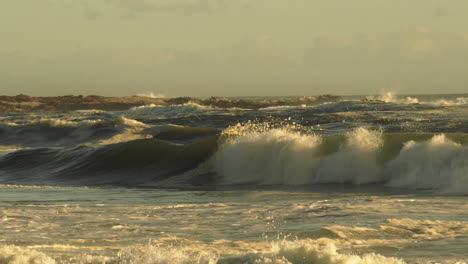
[367,91,468,106]
[315,128,383,184]
[267,239,404,264]
[127,103,211,118]
[32,116,146,128]
[136,91,166,98]
[216,128,322,185]
[0,145,23,154]
[386,134,468,194]
[115,239,404,264]
[385,218,468,240]
[427,97,468,106]
[216,124,467,193]
[0,245,55,264]
[367,92,419,104]
[325,218,468,242]
[216,127,384,185]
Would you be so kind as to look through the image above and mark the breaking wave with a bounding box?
[0,124,466,194]
[0,245,56,264]
[135,91,166,98]
[116,239,404,264]
[366,91,468,106]
[216,127,467,193]
[366,92,420,104]
[0,239,406,264]
[427,96,468,106]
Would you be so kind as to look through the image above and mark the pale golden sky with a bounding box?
[1,0,467,96]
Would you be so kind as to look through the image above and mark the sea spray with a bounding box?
[315,128,384,184]
[216,128,322,185]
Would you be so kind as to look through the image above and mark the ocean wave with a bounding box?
[216,127,385,185]
[386,134,468,194]
[163,95,342,110]
[0,239,405,264]
[310,100,435,114]
[126,103,213,118]
[31,116,147,128]
[0,136,218,185]
[325,218,468,242]
[151,124,220,143]
[366,91,468,107]
[0,116,147,148]
[0,125,467,193]
[216,127,467,193]
[366,92,420,104]
[426,97,468,106]
[116,239,404,264]
[0,245,55,264]
[135,91,166,98]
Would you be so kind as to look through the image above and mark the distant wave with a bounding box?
[1,124,466,194]
[135,91,166,98]
[162,95,342,110]
[366,91,420,104]
[126,103,214,118]
[0,116,147,147]
[366,91,468,106]
[31,116,146,128]
[426,96,468,106]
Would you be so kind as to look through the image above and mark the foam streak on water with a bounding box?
[1,187,468,264]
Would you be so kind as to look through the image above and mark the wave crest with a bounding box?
[216,125,467,193]
[386,134,468,194]
[127,103,212,118]
[366,91,468,106]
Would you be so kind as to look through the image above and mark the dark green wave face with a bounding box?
[0,136,219,186]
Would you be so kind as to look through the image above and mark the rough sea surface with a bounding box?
[0,93,467,263]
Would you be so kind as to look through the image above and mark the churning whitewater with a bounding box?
[0,93,467,263]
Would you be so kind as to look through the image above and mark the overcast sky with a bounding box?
[1,0,467,96]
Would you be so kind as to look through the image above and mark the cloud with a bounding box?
[46,0,229,20]
[105,0,229,15]
[81,1,103,20]
[433,1,447,18]
[302,27,468,84]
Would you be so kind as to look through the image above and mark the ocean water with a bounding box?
[0,93,467,263]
